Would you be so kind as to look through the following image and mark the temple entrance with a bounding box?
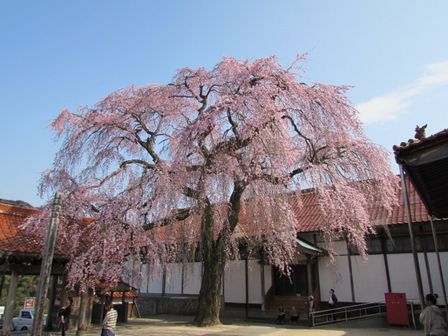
[273,265,309,296]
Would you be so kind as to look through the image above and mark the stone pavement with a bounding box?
[53,315,421,336]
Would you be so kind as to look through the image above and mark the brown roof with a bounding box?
[393,128,448,155]
[150,178,437,241]
[294,178,437,232]
[1,177,438,253]
[0,203,67,257]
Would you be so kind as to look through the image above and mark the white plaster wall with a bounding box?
[351,255,388,302]
[388,253,420,302]
[264,265,272,294]
[318,256,351,302]
[139,263,149,293]
[147,264,163,294]
[183,262,202,295]
[165,263,182,294]
[248,260,262,304]
[224,260,246,303]
[317,239,347,255]
[424,252,448,299]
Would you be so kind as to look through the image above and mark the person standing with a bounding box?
[328,289,338,308]
[58,297,73,336]
[307,295,315,326]
[419,294,448,336]
[308,295,315,316]
[102,302,118,336]
[328,289,338,320]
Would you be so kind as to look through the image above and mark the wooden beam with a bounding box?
[9,264,66,275]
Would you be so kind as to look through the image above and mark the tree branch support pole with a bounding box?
[76,290,90,334]
[32,192,62,336]
[3,271,18,336]
[430,216,448,317]
[399,166,425,309]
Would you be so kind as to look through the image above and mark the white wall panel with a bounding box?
[351,255,388,302]
[388,253,420,302]
[165,263,182,294]
[264,265,272,294]
[183,262,202,295]
[147,264,163,294]
[224,260,246,303]
[425,252,448,299]
[248,260,262,304]
[139,264,149,293]
[319,256,351,302]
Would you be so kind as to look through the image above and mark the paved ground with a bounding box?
[44,315,421,336]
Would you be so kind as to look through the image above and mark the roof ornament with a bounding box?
[414,124,427,140]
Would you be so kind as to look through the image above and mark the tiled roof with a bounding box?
[1,177,438,253]
[0,203,67,257]
[105,291,139,298]
[149,178,438,240]
[292,178,437,232]
[393,128,448,155]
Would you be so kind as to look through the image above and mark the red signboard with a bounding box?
[385,293,409,326]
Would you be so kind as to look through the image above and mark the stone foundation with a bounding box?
[136,295,198,316]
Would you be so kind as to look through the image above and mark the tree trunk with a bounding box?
[194,182,244,326]
[194,201,226,326]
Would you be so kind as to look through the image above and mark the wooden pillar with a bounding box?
[76,291,89,334]
[420,234,434,294]
[181,263,184,295]
[146,263,151,293]
[399,166,425,309]
[245,258,249,320]
[430,217,448,317]
[306,256,313,296]
[380,232,392,292]
[162,266,166,296]
[346,240,356,302]
[260,262,265,312]
[222,268,226,311]
[3,271,19,336]
[46,275,59,330]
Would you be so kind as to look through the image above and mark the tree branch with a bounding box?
[120,159,155,170]
[143,208,192,230]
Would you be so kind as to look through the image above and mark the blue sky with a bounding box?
[1,1,447,206]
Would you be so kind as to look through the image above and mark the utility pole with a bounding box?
[32,192,62,336]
